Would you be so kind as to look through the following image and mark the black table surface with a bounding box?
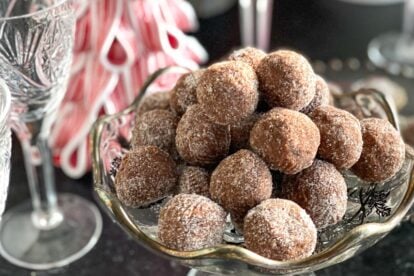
[2,1,414,275]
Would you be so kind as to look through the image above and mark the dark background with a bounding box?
[193,0,401,61]
[1,1,413,275]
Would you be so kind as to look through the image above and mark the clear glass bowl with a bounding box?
[91,67,414,275]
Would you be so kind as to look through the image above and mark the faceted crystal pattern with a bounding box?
[0,1,75,121]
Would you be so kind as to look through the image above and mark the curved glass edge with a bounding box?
[90,67,414,273]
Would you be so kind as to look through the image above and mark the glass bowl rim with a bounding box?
[91,66,414,271]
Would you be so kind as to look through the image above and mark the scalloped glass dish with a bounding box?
[91,67,414,275]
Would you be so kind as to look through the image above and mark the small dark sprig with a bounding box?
[109,156,122,177]
[368,190,391,217]
[348,184,391,224]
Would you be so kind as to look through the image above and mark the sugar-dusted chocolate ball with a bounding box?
[301,75,330,114]
[310,105,363,169]
[197,61,259,125]
[210,149,272,228]
[175,105,230,165]
[132,109,179,157]
[158,194,227,251]
[250,108,320,174]
[244,198,317,261]
[170,70,204,115]
[257,50,315,110]
[230,113,261,151]
[178,166,210,198]
[281,160,347,229]
[228,47,266,71]
[115,146,177,207]
[352,118,405,182]
[136,91,170,116]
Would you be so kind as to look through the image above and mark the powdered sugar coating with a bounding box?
[352,118,405,182]
[257,50,316,110]
[228,47,266,71]
[281,160,347,229]
[250,108,320,174]
[301,75,330,114]
[136,92,170,116]
[197,61,259,125]
[115,146,177,207]
[244,198,317,261]
[230,113,261,151]
[175,105,230,166]
[178,166,210,197]
[132,109,179,157]
[158,194,227,251]
[210,149,272,229]
[170,70,204,115]
[310,105,363,169]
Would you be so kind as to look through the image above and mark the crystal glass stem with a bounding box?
[256,0,273,51]
[367,0,414,73]
[13,114,63,229]
[239,0,255,47]
[402,0,414,39]
[396,0,414,62]
[0,80,11,218]
[239,0,273,50]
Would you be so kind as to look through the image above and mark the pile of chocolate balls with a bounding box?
[114,47,405,261]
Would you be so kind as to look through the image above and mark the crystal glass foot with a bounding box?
[0,194,102,270]
[187,268,316,276]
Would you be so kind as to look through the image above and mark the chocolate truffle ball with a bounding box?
[228,47,266,71]
[115,146,177,207]
[197,61,259,125]
[281,160,348,229]
[170,70,204,115]
[178,166,210,197]
[244,198,317,261]
[257,50,316,110]
[230,113,261,151]
[136,91,170,116]
[310,105,363,169]
[175,105,230,165]
[132,109,179,156]
[210,149,272,228]
[250,108,320,174]
[300,75,330,114]
[158,194,227,251]
[352,118,405,182]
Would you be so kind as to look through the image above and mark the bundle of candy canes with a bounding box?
[50,0,207,178]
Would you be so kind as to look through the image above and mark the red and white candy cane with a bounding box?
[51,0,207,178]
